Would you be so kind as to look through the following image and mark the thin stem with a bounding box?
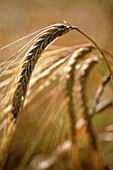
[72,26,113,78]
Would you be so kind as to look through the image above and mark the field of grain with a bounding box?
[0,1,113,170]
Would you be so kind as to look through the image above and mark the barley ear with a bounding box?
[65,47,92,169]
[77,56,103,170]
[0,23,73,169]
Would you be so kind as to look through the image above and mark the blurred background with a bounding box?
[0,0,113,51]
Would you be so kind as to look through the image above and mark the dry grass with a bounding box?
[0,22,113,170]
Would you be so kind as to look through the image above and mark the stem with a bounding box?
[72,26,113,79]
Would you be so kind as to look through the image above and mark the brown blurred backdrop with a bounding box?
[0,0,113,52]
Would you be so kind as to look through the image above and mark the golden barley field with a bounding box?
[0,1,113,170]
